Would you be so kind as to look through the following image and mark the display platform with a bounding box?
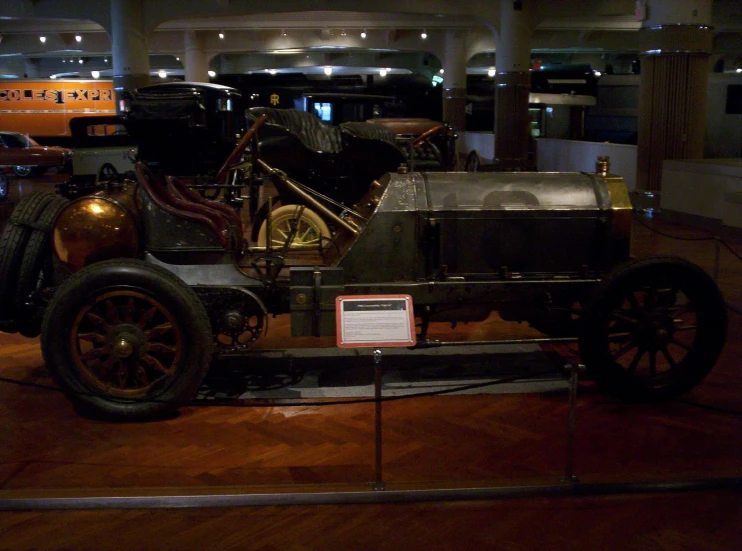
[199,342,568,401]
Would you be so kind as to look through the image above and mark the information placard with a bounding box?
[336,295,416,348]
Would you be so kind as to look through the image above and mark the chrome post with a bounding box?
[372,348,385,491]
[562,363,585,483]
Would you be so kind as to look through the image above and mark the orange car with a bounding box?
[0,131,72,177]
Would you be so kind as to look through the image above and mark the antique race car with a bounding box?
[0,117,727,421]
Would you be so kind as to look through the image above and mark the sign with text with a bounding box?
[336,295,416,348]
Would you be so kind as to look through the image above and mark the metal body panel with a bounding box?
[339,172,428,283]
[144,252,262,287]
[423,171,605,212]
[340,170,631,282]
[137,188,225,253]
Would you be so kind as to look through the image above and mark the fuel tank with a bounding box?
[52,183,140,273]
[339,170,632,283]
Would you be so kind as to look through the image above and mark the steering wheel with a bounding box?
[411,124,447,149]
[215,114,268,184]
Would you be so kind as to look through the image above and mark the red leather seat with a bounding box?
[135,162,240,250]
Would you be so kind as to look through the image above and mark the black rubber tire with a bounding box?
[0,191,57,327]
[14,196,70,337]
[579,256,727,402]
[465,150,481,172]
[41,259,214,420]
[13,166,33,178]
[95,163,118,185]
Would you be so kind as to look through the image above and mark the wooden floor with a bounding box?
[0,178,741,550]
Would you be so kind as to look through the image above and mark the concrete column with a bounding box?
[442,30,467,132]
[185,31,209,83]
[24,59,41,78]
[110,0,150,104]
[495,0,533,170]
[636,0,712,197]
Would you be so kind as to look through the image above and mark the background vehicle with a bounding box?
[57,116,137,197]
[0,172,8,200]
[0,131,72,177]
[0,80,116,142]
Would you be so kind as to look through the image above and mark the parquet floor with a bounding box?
[0,178,740,550]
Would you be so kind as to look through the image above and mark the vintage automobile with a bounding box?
[58,116,137,198]
[0,114,728,421]
[0,131,72,177]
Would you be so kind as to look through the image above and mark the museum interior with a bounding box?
[0,0,741,549]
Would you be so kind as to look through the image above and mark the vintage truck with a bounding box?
[0,86,727,421]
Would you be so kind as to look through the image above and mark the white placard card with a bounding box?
[336,295,416,348]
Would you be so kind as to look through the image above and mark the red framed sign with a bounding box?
[335,295,416,348]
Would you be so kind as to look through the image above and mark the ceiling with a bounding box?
[0,1,741,80]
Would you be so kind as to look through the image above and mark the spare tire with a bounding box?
[15,196,70,337]
[0,191,57,329]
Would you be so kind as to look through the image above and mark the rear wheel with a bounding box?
[257,204,331,250]
[41,259,213,420]
[579,256,727,402]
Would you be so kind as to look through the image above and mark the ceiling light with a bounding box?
[158,70,167,78]
[379,68,387,77]
[78,58,84,64]
[62,59,66,63]
[104,57,108,63]
[50,74,57,79]
[439,69,444,74]
[75,34,82,43]
[736,68,742,73]
[421,30,427,40]
[360,30,367,39]
[267,69,277,75]
[488,67,496,77]
[281,29,287,36]
[91,70,100,79]
[340,29,346,36]
[208,70,216,77]
[39,36,46,43]
[218,31,225,40]
[324,66,333,76]
[176,56,180,61]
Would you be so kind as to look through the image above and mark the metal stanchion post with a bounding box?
[562,363,586,483]
[714,236,721,283]
[372,348,385,491]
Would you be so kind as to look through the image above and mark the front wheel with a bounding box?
[579,256,727,402]
[41,259,213,420]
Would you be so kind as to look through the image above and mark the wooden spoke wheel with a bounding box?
[579,256,727,402]
[257,205,330,250]
[71,290,183,397]
[42,259,213,420]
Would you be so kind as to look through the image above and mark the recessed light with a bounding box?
[39,36,46,43]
